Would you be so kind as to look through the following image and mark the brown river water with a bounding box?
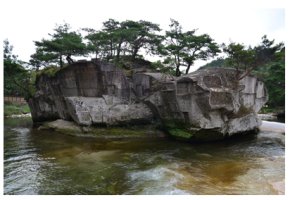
[4,117,285,195]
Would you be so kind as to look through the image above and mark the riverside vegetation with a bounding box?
[4,102,30,116]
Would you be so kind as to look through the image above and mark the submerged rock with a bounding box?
[39,119,82,134]
[39,119,165,139]
[29,61,268,141]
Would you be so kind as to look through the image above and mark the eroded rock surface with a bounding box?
[133,68,268,140]
[65,96,153,126]
[29,61,268,141]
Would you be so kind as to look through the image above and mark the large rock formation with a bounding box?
[28,61,268,141]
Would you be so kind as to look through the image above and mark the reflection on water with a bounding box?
[4,118,285,195]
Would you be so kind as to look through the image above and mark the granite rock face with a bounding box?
[28,61,268,141]
[29,61,123,121]
[65,96,153,126]
[134,68,268,140]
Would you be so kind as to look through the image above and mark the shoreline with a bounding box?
[259,121,285,133]
[5,113,32,118]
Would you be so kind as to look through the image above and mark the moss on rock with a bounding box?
[167,128,193,139]
[163,119,193,140]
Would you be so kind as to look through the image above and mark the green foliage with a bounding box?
[29,19,221,75]
[161,19,220,76]
[83,19,162,61]
[222,35,284,80]
[36,65,61,78]
[3,39,18,61]
[84,29,110,60]
[259,107,275,114]
[32,23,87,68]
[120,20,162,59]
[27,70,37,97]
[4,103,30,116]
[254,47,285,109]
[30,49,58,70]
[102,19,126,60]
[264,63,284,108]
[150,60,175,75]
[182,32,220,74]
[254,39,285,109]
[199,57,227,69]
[3,40,33,98]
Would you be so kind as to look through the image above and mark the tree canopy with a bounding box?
[83,19,162,61]
[222,35,284,80]
[161,19,220,76]
[30,19,220,75]
[32,23,87,68]
[4,40,32,97]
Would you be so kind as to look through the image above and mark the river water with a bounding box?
[4,118,285,195]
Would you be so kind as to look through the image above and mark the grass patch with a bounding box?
[4,103,30,116]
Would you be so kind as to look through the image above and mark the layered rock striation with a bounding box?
[29,61,268,141]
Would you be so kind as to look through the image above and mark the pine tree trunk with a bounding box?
[176,65,181,76]
[116,41,122,60]
[185,64,191,74]
[59,55,63,68]
[132,48,138,60]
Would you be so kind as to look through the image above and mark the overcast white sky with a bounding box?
[1,0,286,71]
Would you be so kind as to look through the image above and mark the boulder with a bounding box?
[29,61,268,141]
[39,119,82,134]
[133,68,267,141]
